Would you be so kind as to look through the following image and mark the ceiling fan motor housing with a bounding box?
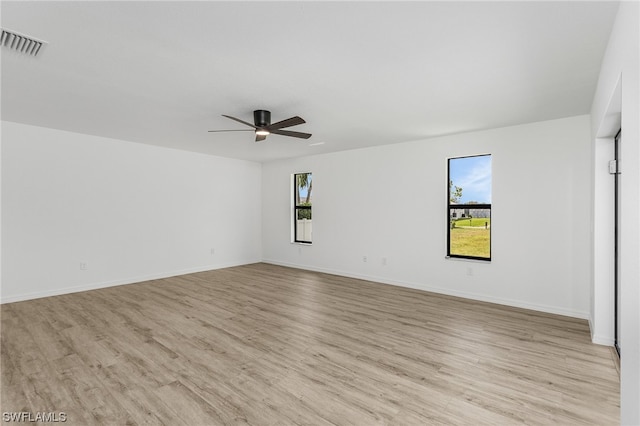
[253,110,271,127]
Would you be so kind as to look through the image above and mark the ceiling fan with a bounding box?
[208,110,312,142]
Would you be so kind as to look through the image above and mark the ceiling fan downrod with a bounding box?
[253,110,271,127]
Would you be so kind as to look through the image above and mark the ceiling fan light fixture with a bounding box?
[255,129,270,136]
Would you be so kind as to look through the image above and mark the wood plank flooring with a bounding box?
[1,263,619,425]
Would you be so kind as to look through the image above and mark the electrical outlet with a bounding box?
[210,248,215,255]
[466,267,473,276]
[80,262,87,271]
[363,256,368,263]
[382,257,387,266]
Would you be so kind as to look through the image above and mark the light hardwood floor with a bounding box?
[1,263,619,425]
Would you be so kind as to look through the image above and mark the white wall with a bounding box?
[590,2,640,424]
[592,133,616,346]
[262,115,592,319]
[1,121,262,303]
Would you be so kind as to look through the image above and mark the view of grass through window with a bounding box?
[448,155,491,260]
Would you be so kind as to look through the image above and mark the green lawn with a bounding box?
[449,226,490,258]
[452,217,490,228]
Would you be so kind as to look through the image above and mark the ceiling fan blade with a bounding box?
[270,129,312,139]
[207,129,254,133]
[222,114,257,129]
[255,133,268,142]
[266,116,306,131]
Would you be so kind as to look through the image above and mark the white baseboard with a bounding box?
[589,317,615,346]
[262,259,590,320]
[588,316,615,346]
[4,258,591,323]
[591,334,615,346]
[0,259,258,304]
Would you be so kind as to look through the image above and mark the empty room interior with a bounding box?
[1,1,639,425]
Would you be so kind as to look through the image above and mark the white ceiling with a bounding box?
[1,1,619,163]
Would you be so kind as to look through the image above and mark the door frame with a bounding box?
[614,129,621,357]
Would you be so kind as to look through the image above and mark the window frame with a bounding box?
[447,154,492,261]
[293,172,312,244]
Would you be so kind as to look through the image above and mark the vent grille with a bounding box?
[1,28,45,56]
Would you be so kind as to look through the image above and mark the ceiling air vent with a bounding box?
[1,28,45,56]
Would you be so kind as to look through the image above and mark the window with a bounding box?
[447,155,491,260]
[294,172,312,243]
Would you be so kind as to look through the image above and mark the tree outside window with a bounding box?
[294,173,312,243]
